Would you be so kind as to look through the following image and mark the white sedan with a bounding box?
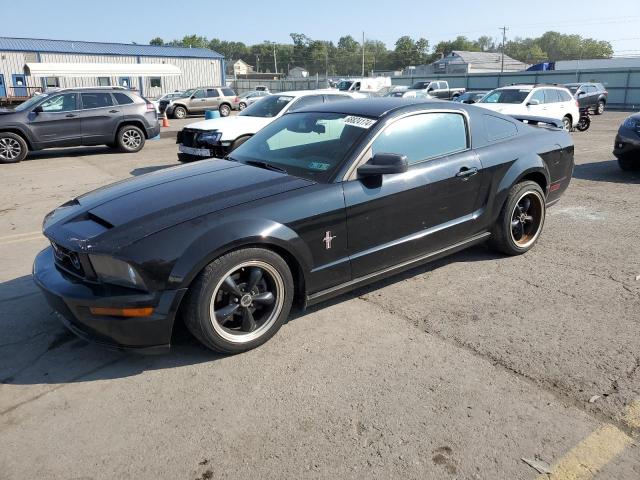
[177,90,363,161]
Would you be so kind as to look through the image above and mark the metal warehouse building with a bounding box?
[0,37,224,102]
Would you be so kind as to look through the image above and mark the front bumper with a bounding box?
[33,247,186,353]
[613,129,640,159]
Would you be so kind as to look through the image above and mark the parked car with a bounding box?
[477,84,579,130]
[238,91,269,110]
[0,87,159,164]
[384,90,433,99]
[176,90,359,162]
[336,77,392,93]
[34,98,574,354]
[161,86,239,119]
[151,91,185,113]
[409,80,465,100]
[613,113,640,171]
[564,82,608,115]
[254,85,270,93]
[452,91,489,104]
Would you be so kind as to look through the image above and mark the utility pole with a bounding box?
[325,48,328,81]
[273,43,278,74]
[500,26,508,73]
[362,31,365,77]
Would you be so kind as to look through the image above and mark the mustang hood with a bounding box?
[44,159,313,251]
[184,115,274,141]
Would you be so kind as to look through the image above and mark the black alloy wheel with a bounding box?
[489,180,546,255]
[183,248,293,354]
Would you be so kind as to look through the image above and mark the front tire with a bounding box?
[562,115,572,131]
[183,248,294,354]
[117,125,145,153]
[0,132,28,164]
[595,100,605,115]
[238,102,247,111]
[489,181,546,256]
[173,106,187,119]
[618,155,639,171]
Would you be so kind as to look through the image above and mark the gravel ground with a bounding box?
[0,111,638,479]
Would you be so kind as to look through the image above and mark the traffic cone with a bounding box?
[162,112,170,128]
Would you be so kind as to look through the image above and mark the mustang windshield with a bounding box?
[230,112,374,182]
[239,95,293,118]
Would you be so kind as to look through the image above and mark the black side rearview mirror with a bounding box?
[357,153,408,178]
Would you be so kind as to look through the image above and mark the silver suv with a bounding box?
[161,86,239,119]
[0,87,159,164]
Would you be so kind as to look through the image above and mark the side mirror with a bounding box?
[577,91,586,97]
[357,153,408,178]
[427,87,434,92]
[33,106,43,114]
[527,99,540,106]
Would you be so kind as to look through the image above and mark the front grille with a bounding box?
[51,241,85,278]
[178,128,201,148]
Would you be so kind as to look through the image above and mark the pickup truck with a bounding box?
[409,80,465,100]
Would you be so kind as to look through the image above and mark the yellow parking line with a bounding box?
[536,399,640,480]
[536,424,632,480]
[623,399,640,430]
[0,230,42,241]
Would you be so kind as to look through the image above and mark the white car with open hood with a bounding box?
[177,90,364,162]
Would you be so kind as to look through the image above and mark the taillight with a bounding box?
[575,101,579,107]
[233,96,239,103]
[146,102,155,112]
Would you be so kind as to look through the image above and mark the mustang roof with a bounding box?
[296,97,467,118]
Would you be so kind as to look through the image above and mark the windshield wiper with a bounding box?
[243,160,287,174]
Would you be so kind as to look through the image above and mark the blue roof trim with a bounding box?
[0,37,223,59]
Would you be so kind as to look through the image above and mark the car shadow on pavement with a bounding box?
[573,159,640,184]
[25,146,122,161]
[292,244,504,318]
[0,275,218,387]
[0,245,502,387]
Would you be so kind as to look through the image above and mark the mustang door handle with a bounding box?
[109,110,119,113]
[65,113,77,118]
[456,167,478,179]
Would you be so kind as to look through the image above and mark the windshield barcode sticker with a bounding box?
[344,116,376,129]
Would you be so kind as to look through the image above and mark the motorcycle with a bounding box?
[575,107,591,132]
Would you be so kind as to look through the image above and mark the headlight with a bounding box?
[623,117,639,131]
[198,131,221,144]
[89,255,147,290]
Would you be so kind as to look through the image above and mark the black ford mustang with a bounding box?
[34,99,574,354]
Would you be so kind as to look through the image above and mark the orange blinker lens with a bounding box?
[89,307,154,317]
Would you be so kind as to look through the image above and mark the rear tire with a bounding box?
[595,100,605,115]
[562,115,572,131]
[0,132,28,164]
[238,102,247,111]
[116,125,145,153]
[489,181,546,256]
[183,248,294,354]
[219,104,231,117]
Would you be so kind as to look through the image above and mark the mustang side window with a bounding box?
[371,113,468,165]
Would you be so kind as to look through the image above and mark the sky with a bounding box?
[4,0,640,56]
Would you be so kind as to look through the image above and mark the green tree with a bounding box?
[149,37,164,46]
[393,36,430,69]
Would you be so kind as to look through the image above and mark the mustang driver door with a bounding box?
[342,112,483,279]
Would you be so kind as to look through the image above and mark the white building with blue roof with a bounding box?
[0,37,225,101]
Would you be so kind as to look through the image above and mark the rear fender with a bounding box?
[490,154,549,222]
